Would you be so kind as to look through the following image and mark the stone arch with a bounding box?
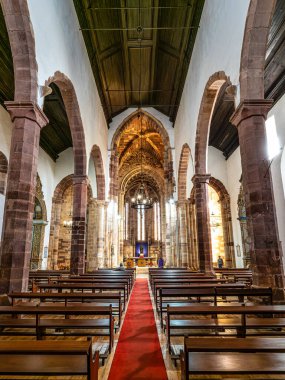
[111,109,171,149]
[45,71,87,176]
[0,0,38,101]
[0,151,8,195]
[240,0,277,100]
[48,174,91,270]
[90,145,105,201]
[109,109,174,199]
[208,177,235,268]
[195,71,231,174]
[178,143,191,201]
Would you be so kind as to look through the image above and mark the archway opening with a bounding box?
[208,185,225,266]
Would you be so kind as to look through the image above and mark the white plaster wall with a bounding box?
[268,94,285,272]
[27,0,108,193]
[186,151,195,198]
[226,147,244,267]
[207,146,228,189]
[174,0,249,176]
[88,155,97,198]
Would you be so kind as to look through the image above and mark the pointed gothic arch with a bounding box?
[240,0,277,99]
[90,145,105,201]
[195,71,232,174]
[45,71,87,176]
[178,143,192,201]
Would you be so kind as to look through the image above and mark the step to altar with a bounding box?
[135,266,149,275]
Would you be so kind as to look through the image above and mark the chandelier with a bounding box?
[131,181,153,209]
[131,114,154,210]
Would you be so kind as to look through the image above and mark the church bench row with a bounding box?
[0,338,99,380]
[166,304,285,354]
[37,282,128,310]
[54,277,131,298]
[73,272,135,288]
[149,275,217,291]
[154,282,246,309]
[158,287,272,327]
[98,267,136,279]
[151,277,228,294]
[181,337,285,379]
[8,291,122,326]
[0,305,114,352]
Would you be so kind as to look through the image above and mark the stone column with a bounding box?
[231,100,285,298]
[189,199,199,270]
[47,198,62,270]
[192,174,213,274]
[221,194,235,268]
[0,102,48,293]
[96,200,106,268]
[86,199,96,271]
[177,201,189,267]
[70,174,88,275]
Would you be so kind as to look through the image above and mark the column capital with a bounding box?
[192,174,211,184]
[4,101,49,128]
[230,99,273,128]
[72,174,88,185]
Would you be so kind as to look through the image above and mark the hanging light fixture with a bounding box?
[130,2,153,210]
[131,113,154,210]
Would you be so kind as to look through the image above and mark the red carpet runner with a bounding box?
[108,278,168,380]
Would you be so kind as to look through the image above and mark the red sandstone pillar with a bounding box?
[192,174,213,273]
[231,100,285,298]
[0,102,48,293]
[70,174,88,275]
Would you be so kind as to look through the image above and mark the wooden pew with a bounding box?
[55,277,130,298]
[181,337,285,379]
[0,338,99,380]
[158,288,216,327]
[0,305,114,354]
[76,272,134,288]
[154,282,246,309]
[37,282,127,310]
[166,304,285,355]
[8,291,122,326]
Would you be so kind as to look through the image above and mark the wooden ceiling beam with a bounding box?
[149,0,159,107]
[119,0,132,108]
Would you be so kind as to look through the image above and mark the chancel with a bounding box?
[1,0,285,379]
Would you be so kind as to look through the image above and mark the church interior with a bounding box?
[1,0,285,379]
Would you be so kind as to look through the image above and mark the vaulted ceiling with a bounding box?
[117,113,165,197]
[74,0,205,123]
[1,2,285,162]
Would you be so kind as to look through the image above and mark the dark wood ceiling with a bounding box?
[209,83,238,159]
[73,0,204,123]
[1,2,285,162]
[0,6,14,105]
[40,83,72,161]
[265,0,285,104]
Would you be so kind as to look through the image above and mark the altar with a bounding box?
[126,257,157,268]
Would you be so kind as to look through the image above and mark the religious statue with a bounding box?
[139,244,144,258]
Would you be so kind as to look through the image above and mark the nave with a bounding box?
[2,267,285,379]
